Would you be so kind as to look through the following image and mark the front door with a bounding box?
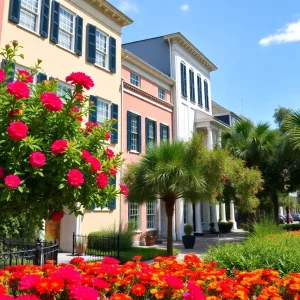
[45,220,61,245]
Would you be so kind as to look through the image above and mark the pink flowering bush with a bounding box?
[0,42,125,221]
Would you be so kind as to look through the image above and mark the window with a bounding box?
[158,88,165,100]
[129,203,140,229]
[162,126,168,140]
[147,202,156,229]
[189,69,195,102]
[58,6,75,50]
[127,112,141,152]
[131,115,138,151]
[19,0,40,32]
[204,80,209,111]
[97,99,110,124]
[197,75,203,107]
[149,121,154,142]
[95,30,108,68]
[57,82,73,98]
[130,73,140,87]
[180,62,187,97]
[160,124,169,142]
[14,64,36,84]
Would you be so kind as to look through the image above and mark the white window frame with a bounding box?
[158,87,165,100]
[58,6,76,51]
[131,114,138,151]
[56,81,73,98]
[130,73,140,87]
[95,29,108,69]
[96,98,111,124]
[146,201,156,230]
[129,203,140,230]
[19,0,41,33]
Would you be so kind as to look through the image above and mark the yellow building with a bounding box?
[0,0,132,251]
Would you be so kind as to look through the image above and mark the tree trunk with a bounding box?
[165,200,176,256]
[286,206,290,224]
[272,192,279,224]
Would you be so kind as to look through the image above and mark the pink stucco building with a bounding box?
[121,49,175,244]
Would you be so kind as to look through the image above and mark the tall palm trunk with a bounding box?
[165,200,175,255]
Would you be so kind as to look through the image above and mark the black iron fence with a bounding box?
[0,238,58,268]
[72,232,120,260]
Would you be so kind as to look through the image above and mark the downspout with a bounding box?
[119,76,124,232]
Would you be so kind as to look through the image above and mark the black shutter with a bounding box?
[153,121,157,144]
[109,36,116,73]
[9,0,21,23]
[190,69,195,102]
[137,115,142,153]
[110,103,118,144]
[197,75,203,107]
[40,0,50,37]
[167,126,170,141]
[50,0,60,44]
[75,16,83,56]
[86,24,96,63]
[127,111,132,151]
[108,177,116,210]
[204,80,209,110]
[160,123,163,141]
[1,59,15,83]
[89,95,97,122]
[37,73,47,83]
[181,63,187,97]
[145,117,150,145]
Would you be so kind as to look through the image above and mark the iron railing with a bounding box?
[0,238,58,268]
[72,232,120,260]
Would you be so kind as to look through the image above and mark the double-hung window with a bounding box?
[97,99,110,124]
[162,127,168,140]
[158,88,165,100]
[146,202,156,229]
[127,111,141,152]
[197,75,203,107]
[129,203,140,229]
[149,121,154,143]
[180,62,187,97]
[189,69,195,102]
[131,115,138,151]
[160,123,170,142]
[95,30,108,68]
[58,6,75,51]
[19,0,40,32]
[130,73,140,87]
[204,80,210,111]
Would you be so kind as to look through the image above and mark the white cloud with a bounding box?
[117,0,139,14]
[259,18,300,46]
[180,4,189,12]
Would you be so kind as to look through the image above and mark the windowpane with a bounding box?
[95,52,106,68]
[58,7,74,50]
[130,73,139,87]
[162,126,168,140]
[95,31,107,68]
[57,82,72,98]
[129,203,139,229]
[58,30,72,49]
[147,202,156,229]
[149,122,154,141]
[21,0,39,13]
[97,100,109,123]
[158,88,165,100]
[20,8,37,31]
[131,115,138,151]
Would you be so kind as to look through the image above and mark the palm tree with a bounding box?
[222,120,276,168]
[124,138,206,255]
[284,110,300,151]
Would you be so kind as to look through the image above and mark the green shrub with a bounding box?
[218,221,233,234]
[281,223,300,231]
[252,218,282,237]
[184,224,193,235]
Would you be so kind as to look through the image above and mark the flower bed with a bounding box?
[0,254,299,299]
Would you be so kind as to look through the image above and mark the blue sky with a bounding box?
[110,0,300,127]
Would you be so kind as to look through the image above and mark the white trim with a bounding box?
[94,63,111,73]
[146,116,156,121]
[124,88,172,113]
[129,150,140,155]
[17,24,41,37]
[57,43,76,55]
[160,122,169,126]
[128,110,141,116]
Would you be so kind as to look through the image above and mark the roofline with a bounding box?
[212,100,230,114]
[122,35,164,45]
[122,49,176,86]
[164,32,217,72]
[84,0,133,27]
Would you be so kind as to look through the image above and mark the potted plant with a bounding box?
[75,237,87,256]
[218,221,233,234]
[182,224,195,249]
[144,230,157,246]
[209,222,217,234]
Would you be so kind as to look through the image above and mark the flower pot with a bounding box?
[218,222,233,234]
[145,236,157,246]
[182,235,196,249]
[76,245,86,256]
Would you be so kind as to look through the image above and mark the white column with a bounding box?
[230,200,237,230]
[207,127,214,150]
[279,206,284,215]
[175,198,184,240]
[216,203,220,222]
[195,203,203,235]
[211,205,219,232]
[202,201,211,231]
[187,203,193,226]
[221,202,227,222]
[217,131,222,147]
[39,219,46,239]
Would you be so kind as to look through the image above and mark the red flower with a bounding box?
[4,175,21,189]
[0,167,5,180]
[16,296,40,300]
[105,132,111,140]
[132,255,142,261]
[82,150,92,162]
[0,284,7,295]
[110,294,132,300]
[70,257,84,265]
[55,267,81,283]
[85,122,98,133]
[106,148,114,160]
[19,274,40,290]
[51,210,64,221]
[89,157,101,173]
[41,92,63,112]
[29,151,46,168]
[51,139,68,154]
[67,169,84,187]
[0,70,5,82]
[8,108,22,118]
[120,184,128,196]
[7,121,28,140]
[70,285,99,300]
[69,106,82,121]
[75,93,84,102]
[96,172,109,189]
[131,283,146,296]
[7,81,30,100]
[109,168,117,176]
[66,72,94,90]
[102,256,120,265]
[17,70,34,83]
[35,277,53,294]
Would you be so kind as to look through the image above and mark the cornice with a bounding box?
[124,82,174,110]
[84,0,133,27]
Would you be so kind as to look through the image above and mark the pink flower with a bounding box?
[0,167,5,180]
[82,150,92,162]
[0,296,14,300]
[55,267,81,283]
[41,92,63,112]
[105,132,111,140]
[106,148,114,160]
[119,184,128,196]
[96,172,109,189]
[51,139,68,154]
[17,69,34,83]
[7,81,30,100]
[69,285,99,300]
[186,281,206,300]
[109,168,117,176]
[0,70,5,82]
[85,122,98,133]
[29,151,46,168]
[4,175,21,189]
[67,169,84,187]
[19,274,41,290]
[8,108,22,118]
[51,210,64,221]
[164,276,184,289]
[102,256,120,265]
[66,72,94,90]
[93,278,110,289]
[89,157,101,173]
[7,121,28,140]
[75,93,84,102]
